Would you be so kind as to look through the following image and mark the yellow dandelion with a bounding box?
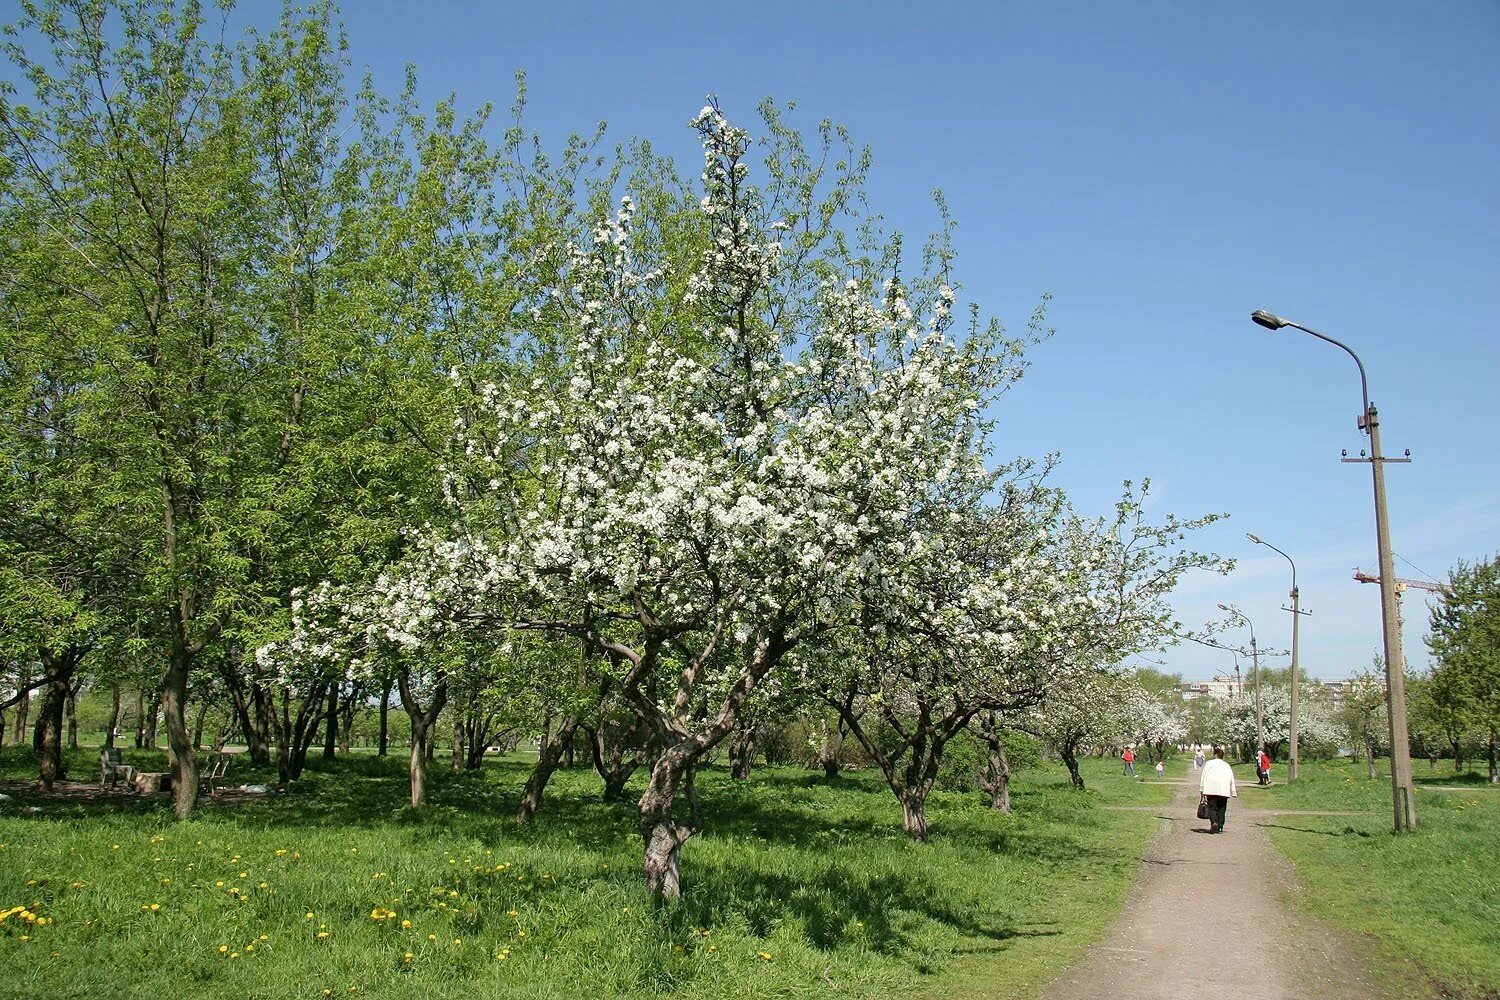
[258,934,268,941]
[506,909,518,918]
[245,944,255,953]
[452,938,462,945]
[400,920,411,930]
[426,934,436,942]
[757,951,773,960]
[403,952,413,963]
[218,946,228,954]
[305,912,316,920]
[230,952,240,959]
[316,931,329,940]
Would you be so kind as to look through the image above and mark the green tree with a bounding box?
[1427,555,1500,783]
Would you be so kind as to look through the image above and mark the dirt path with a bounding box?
[1039,773,1415,1000]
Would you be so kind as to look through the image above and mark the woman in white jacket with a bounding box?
[1198,747,1237,833]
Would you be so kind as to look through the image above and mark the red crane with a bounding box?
[1352,569,1442,594]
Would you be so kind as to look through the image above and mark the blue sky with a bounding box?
[326,0,1496,682]
[65,1,1500,681]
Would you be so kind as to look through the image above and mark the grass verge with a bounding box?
[0,748,1167,1000]
[1256,757,1500,999]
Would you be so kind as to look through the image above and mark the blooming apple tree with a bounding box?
[264,104,1031,898]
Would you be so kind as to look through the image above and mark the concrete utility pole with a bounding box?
[1250,310,1416,831]
[1247,533,1311,782]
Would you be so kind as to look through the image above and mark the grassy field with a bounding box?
[1256,757,1500,1000]
[0,747,1171,1000]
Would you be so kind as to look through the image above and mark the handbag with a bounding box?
[1196,795,1209,820]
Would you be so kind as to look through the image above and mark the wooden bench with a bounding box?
[100,747,136,789]
[200,752,232,796]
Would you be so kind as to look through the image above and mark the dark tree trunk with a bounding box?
[11,663,31,743]
[1489,732,1497,785]
[338,681,360,755]
[729,724,756,780]
[105,684,121,750]
[322,682,338,760]
[192,699,208,751]
[585,720,643,802]
[1062,747,1085,790]
[378,677,391,756]
[144,690,161,748]
[978,716,1013,813]
[163,646,200,821]
[451,713,464,772]
[276,681,327,785]
[221,665,273,767]
[517,717,580,823]
[134,688,146,748]
[65,679,81,751]
[33,654,75,791]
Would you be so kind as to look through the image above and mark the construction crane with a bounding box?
[1352,569,1441,594]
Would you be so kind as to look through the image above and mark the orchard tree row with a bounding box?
[1,0,1227,899]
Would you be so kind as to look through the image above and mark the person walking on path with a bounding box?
[1122,747,1136,777]
[1256,747,1272,786]
[1199,747,1237,833]
[1156,759,1165,780]
[1193,748,1205,770]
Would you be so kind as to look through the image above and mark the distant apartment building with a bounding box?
[1177,676,1240,701]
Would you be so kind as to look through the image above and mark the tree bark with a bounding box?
[396,666,447,808]
[163,647,199,820]
[982,729,1013,813]
[105,684,121,750]
[377,677,391,756]
[144,690,161,748]
[192,699,208,751]
[517,716,580,823]
[134,688,146,748]
[409,719,431,808]
[1489,731,1497,785]
[729,724,756,780]
[899,791,929,840]
[33,674,68,791]
[322,682,338,759]
[65,680,80,751]
[451,713,464,772]
[639,747,701,900]
[1062,747,1085,790]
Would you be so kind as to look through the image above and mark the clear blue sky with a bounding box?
[249,2,1500,679]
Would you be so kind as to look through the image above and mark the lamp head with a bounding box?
[1217,603,1231,611]
[1250,309,1288,331]
[1246,533,1263,544]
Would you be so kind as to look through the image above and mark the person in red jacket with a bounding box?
[1256,747,1272,785]
[1122,747,1137,777]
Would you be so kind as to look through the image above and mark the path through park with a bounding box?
[1039,773,1406,1000]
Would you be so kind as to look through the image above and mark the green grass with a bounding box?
[0,748,1167,1000]
[1256,757,1500,999]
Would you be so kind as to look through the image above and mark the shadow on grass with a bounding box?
[1413,770,1494,787]
[1254,821,1371,838]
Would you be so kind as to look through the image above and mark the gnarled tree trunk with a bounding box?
[517,716,580,823]
[397,666,447,808]
[729,724,757,780]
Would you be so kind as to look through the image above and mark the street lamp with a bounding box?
[1218,603,1264,757]
[1249,309,1416,831]
[1247,532,1311,782]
